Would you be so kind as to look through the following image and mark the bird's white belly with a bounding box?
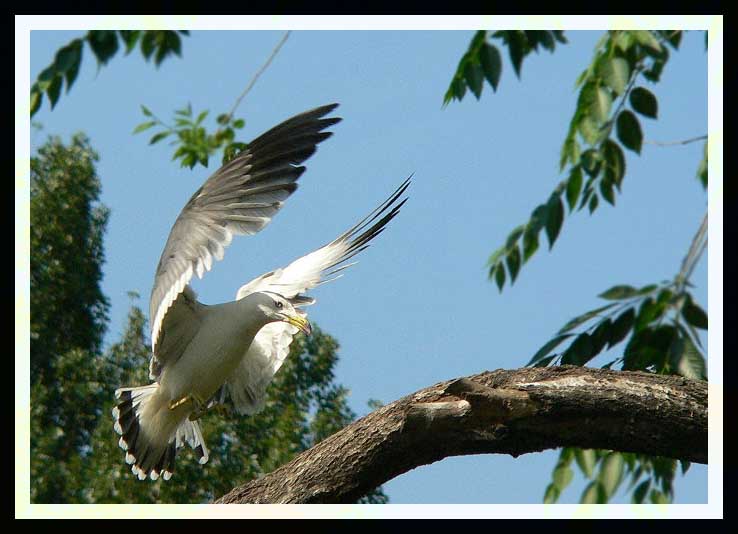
[160,318,259,404]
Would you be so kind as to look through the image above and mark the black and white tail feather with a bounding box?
[112,385,209,481]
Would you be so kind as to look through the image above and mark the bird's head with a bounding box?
[254,291,312,336]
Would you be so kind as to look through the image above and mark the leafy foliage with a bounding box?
[448,29,706,504]
[134,103,248,169]
[485,30,686,291]
[30,30,189,117]
[30,134,111,502]
[444,30,568,104]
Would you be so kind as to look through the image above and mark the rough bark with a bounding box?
[215,366,707,504]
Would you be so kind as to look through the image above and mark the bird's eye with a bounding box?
[275,301,283,309]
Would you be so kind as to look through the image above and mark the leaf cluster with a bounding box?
[528,281,706,379]
[488,30,684,291]
[134,104,248,169]
[444,30,568,104]
[544,447,687,504]
[31,30,189,117]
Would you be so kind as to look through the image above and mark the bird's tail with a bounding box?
[112,384,209,481]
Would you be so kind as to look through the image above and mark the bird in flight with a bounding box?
[112,103,410,481]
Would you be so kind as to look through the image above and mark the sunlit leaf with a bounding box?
[616,110,643,154]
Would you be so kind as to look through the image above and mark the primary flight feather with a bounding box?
[112,103,409,481]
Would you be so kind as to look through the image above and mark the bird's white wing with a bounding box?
[148,104,341,373]
[214,177,411,414]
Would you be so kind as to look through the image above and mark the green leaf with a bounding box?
[505,225,525,250]
[666,30,682,49]
[87,30,119,65]
[194,110,208,124]
[634,298,665,331]
[119,30,141,54]
[613,31,633,52]
[479,43,502,92]
[36,65,56,91]
[561,333,594,365]
[599,177,616,205]
[558,303,617,335]
[588,193,599,214]
[581,481,606,504]
[545,195,564,249]
[650,489,669,504]
[680,460,691,475]
[669,333,706,380]
[633,479,651,504]
[141,31,155,60]
[682,299,708,329]
[30,89,42,116]
[232,118,245,129]
[507,31,525,78]
[494,262,506,292]
[633,30,663,54]
[575,449,597,479]
[166,31,182,57]
[616,110,643,154]
[592,86,613,123]
[602,57,630,96]
[452,76,466,101]
[566,166,583,211]
[506,246,521,284]
[581,149,602,177]
[629,87,658,119]
[53,40,82,74]
[527,334,575,366]
[578,116,601,146]
[464,61,484,99]
[543,483,560,504]
[140,104,153,117]
[553,465,574,490]
[149,131,170,145]
[522,226,539,263]
[533,354,558,368]
[598,453,625,498]
[591,318,612,356]
[602,139,626,190]
[132,121,157,134]
[624,325,675,371]
[697,142,707,189]
[607,308,635,348]
[47,74,63,109]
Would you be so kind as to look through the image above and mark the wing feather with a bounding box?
[148,103,341,354]
[216,177,411,414]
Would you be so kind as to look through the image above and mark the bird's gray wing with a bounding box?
[149,103,341,363]
[212,177,411,414]
[148,285,205,381]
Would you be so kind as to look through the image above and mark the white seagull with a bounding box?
[112,103,410,481]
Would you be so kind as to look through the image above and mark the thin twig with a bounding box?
[676,211,708,294]
[644,135,708,147]
[225,31,291,121]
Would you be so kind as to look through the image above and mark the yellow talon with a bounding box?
[169,396,191,410]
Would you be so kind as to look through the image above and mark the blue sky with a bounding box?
[28,29,709,505]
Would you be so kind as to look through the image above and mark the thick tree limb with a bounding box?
[215,366,707,504]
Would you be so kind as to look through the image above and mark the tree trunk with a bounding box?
[215,366,707,504]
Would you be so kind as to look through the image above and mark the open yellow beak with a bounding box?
[285,313,312,336]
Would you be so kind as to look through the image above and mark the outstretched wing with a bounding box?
[214,177,411,414]
[149,103,341,357]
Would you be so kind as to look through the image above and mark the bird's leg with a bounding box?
[188,394,210,421]
[168,395,192,411]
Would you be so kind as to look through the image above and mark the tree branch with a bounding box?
[215,366,707,504]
